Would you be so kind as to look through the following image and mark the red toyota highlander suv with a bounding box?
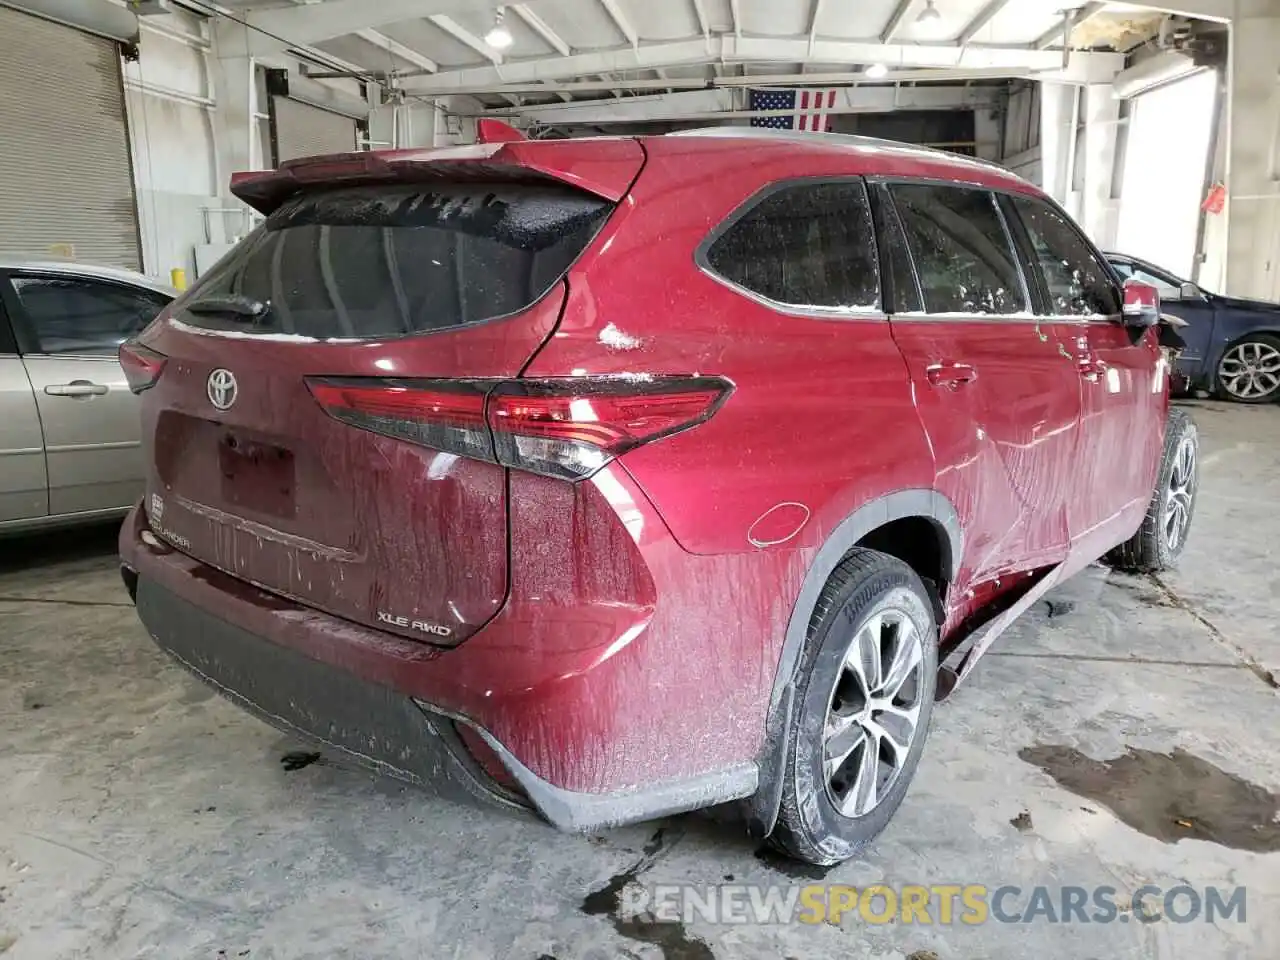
[118,128,1198,865]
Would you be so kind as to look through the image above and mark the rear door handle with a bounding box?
[927,363,978,387]
[45,381,109,398]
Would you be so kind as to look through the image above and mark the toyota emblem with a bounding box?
[207,369,238,410]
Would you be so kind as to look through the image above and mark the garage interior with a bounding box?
[2,0,1279,957]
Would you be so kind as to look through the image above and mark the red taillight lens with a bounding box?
[119,342,167,394]
[306,378,494,463]
[489,379,731,480]
[306,376,732,481]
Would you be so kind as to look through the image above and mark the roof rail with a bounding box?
[666,126,1015,178]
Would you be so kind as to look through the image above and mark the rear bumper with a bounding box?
[134,574,521,809]
[121,502,758,831]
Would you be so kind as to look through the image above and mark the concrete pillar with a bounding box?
[974,105,1001,162]
[367,103,398,150]
[1080,83,1121,249]
[209,22,262,178]
[1216,10,1280,299]
[1038,82,1076,207]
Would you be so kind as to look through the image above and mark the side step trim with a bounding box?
[937,562,1067,700]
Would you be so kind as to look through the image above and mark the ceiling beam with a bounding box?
[957,0,1014,46]
[1116,0,1233,21]
[690,0,710,38]
[597,0,640,49]
[433,65,1031,98]
[1032,3,1106,49]
[354,29,439,73]
[397,36,1124,93]
[427,14,502,64]
[880,0,916,44]
[495,84,1001,123]
[288,44,367,77]
[807,0,826,55]
[510,4,571,56]
[213,0,503,57]
[729,0,742,38]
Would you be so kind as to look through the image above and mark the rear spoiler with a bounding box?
[230,137,644,215]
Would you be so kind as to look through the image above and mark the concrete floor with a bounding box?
[2,400,1278,960]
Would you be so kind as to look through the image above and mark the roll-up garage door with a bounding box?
[272,96,358,164]
[0,6,142,269]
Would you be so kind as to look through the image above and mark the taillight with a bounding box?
[489,379,730,480]
[305,379,494,463]
[119,342,167,394]
[306,376,732,481]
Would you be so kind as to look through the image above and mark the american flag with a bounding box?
[749,88,839,132]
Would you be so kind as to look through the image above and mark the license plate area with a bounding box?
[218,433,296,519]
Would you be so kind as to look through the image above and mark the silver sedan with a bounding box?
[1,259,174,534]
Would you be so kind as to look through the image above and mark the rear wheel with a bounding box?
[1106,407,1199,573]
[771,549,937,866]
[1216,333,1280,403]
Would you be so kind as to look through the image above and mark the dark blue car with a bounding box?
[1107,253,1280,403]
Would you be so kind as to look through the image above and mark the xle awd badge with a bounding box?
[377,611,454,638]
[207,369,237,410]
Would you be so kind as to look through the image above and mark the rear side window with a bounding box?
[11,276,170,355]
[1009,196,1121,316]
[181,183,612,339]
[890,184,1027,315]
[703,180,880,312]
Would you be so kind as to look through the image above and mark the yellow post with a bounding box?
[170,267,188,291]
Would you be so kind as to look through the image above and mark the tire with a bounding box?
[1215,333,1280,403]
[1105,407,1199,573]
[770,549,938,866]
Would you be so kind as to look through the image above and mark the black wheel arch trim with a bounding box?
[745,488,962,838]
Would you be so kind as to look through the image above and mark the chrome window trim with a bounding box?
[890,312,1120,325]
[22,353,125,362]
[695,262,887,321]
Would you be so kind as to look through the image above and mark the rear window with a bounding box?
[179,183,612,339]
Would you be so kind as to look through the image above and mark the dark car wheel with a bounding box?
[1216,333,1280,403]
[771,549,937,866]
[1105,407,1199,573]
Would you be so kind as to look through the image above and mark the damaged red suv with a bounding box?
[119,128,1198,865]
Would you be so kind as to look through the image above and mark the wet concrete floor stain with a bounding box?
[581,826,715,960]
[280,751,322,772]
[753,845,836,881]
[1020,744,1280,852]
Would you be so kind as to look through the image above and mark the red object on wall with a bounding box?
[1202,182,1226,214]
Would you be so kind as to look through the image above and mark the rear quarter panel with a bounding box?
[525,137,939,558]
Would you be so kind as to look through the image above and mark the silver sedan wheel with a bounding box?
[1163,435,1197,552]
[1218,340,1280,400]
[822,605,925,819]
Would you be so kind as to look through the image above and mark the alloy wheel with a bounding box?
[822,606,925,819]
[1163,435,1197,553]
[1218,340,1280,400]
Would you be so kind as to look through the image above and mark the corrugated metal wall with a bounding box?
[271,96,357,164]
[0,5,141,268]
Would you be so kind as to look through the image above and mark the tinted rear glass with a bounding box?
[180,183,611,338]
